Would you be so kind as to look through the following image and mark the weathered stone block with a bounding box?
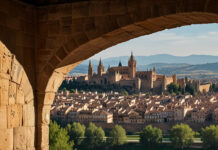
[23,104,35,127]
[109,1,126,14]
[8,82,17,105]
[0,106,7,128]
[45,71,64,92]
[71,3,89,18]
[64,39,78,53]
[16,85,25,105]
[28,147,35,150]
[0,128,13,150]
[42,105,51,125]
[59,4,72,16]
[43,92,55,105]
[41,125,49,147]
[11,56,24,84]
[48,20,60,35]
[0,78,9,106]
[41,145,49,150]
[122,24,150,36]
[7,104,22,128]
[13,127,35,149]
[89,2,109,16]
[0,42,11,56]
[38,22,48,36]
[20,72,34,104]
[0,51,11,75]
[0,72,10,80]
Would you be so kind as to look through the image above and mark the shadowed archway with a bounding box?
[36,1,218,149]
[0,41,35,149]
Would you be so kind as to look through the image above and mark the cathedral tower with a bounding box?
[128,52,136,79]
[173,74,177,84]
[88,60,93,79]
[118,61,122,67]
[98,58,104,76]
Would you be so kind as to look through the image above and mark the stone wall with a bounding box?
[0,0,36,86]
[199,84,211,93]
[165,76,174,86]
[0,42,35,150]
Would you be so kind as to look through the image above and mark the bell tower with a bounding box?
[88,60,93,79]
[128,52,136,79]
[98,58,104,76]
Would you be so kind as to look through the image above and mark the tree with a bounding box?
[211,84,218,92]
[140,125,162,149]
[79,90,84,93]
[121,90,128,96]
[107,125,127,146]
[49,121,74,150]
[67,122,86,148]
[201,125,218,150]
[70,89,76,93]
[185,84,196,96]
[167,83,180,94]
[83,122,105,150]
[170,124,194,150]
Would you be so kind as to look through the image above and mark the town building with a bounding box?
[51,91,218,125]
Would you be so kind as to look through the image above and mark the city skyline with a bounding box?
[91,24,218,60]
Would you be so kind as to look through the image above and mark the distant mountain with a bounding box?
[155,62,218,79]
[69,54,218,79]
[137,63,190,71]
[81,54,218,66]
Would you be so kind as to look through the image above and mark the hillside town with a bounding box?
[65,53,211,94]
[51,90,218,125]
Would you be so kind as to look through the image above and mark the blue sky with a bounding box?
[91,23,218,60]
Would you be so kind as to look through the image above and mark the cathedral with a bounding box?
[88,53,177,93]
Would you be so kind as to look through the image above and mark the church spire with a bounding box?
[99,58,103,66]
[130,51,135,61]
[128,52,136,79]
[118,60,122,67]
[89,60,92,68]
[153,67,156,72]
[98,58,104,76]
[88,60,93,78]
[107,65,110,70]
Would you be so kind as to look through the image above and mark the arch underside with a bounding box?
[44,11,218,104]
[56,12,218,71]
[36,0,218,94]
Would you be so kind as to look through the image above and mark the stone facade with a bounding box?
[88,53,177,93]
[0,42,35,150]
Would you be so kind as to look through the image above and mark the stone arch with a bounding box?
[55,12,218,69]
[37,12,218,100]
[35,1,218,149]
[38,13,218,149]
[35,62,81,149]
[0,41,35,150]
[41,12,218,99]
[37,0,218,75]
[36,0,218,98]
